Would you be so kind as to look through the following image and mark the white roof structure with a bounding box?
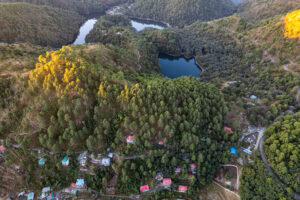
[101,158,111,166]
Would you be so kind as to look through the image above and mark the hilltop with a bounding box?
[0,2,84,47]
[127,0,235,27]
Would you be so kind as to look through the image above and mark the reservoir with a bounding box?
[159,54,202,79]
[73,18,97,44]
[131,19,165,31]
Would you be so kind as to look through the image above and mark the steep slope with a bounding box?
[238,0,300,22]
[0,0,128,17]
[128,0,235,27]
[0,2,84,47]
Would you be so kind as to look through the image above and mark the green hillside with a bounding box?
[0,0,128,17]
[0,2,84,47]
[128,0,235,27]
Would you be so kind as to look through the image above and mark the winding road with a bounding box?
[259,137,300,200]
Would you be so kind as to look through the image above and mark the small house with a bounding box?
[41,187,50,199]
[75,179,85,188]
[177,185,188,193]
[242,147,252,155]
[27,192,34,200]
[189,163,196,174]
[101,158,111,166]
[0,145,6,153]
[250,95,258,100]
[62,157,69,166]
[78,151,87,167]
[140,184,149,192]
[108,153,114,158]
[126,136,134,144]
[224,127,233,135]
[230,147,237,155]
[161,178,172,188]
[158,141,164,145]
[38,158,46,166]
[156,172,163,181]
[64,188,78,195]
[175,167,181,174]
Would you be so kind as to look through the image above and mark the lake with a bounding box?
[159,54,202,79]
[131,19,165,31]
[73,18,97,45]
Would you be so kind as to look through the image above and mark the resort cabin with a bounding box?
[161,178,172,188]
[75,179,85,188]
[0,145,6,153]
[101,158,111,166]
[62,157,70,166]
[38,158,46,166]
[175,167,181,174]
[140,184,150,193]
[156,172,163,181]
[177,185,188,193]
[41,187,50,199]
[126,136,134,144]
[224,127,233,135]
[27,192,34,200]
[189,163,196,174]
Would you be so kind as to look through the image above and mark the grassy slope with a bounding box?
[238,0,300,22]
[0,0,129,17]
[128,0,235,27]
[0,2,84,47]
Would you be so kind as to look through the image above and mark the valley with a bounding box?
[0,0,299,199]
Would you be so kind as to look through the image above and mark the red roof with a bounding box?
[189,163,196,169]
[71,183,76,187]
[178,185,188,191]
[224,127,233,135]
[158,141,164,145]
[126,136,133,142]
[0,145,6,153]
[140,184,149,192]
[162,178,172,185]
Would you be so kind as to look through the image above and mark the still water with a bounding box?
[73,19,97,44]
[131,19,165,31]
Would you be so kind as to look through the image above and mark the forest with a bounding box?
[0,2,84,47]
[127,0,235,27]
[264,113,300,192]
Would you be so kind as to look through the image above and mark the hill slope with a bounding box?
[128,0,235,27]
[0,2,84,47]
[238,0,300,22]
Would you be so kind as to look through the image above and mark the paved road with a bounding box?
[259,137,300,200]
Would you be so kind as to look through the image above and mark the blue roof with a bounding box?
[62,157,68,162]
[230,147,237,154]
[76,179,84,186]
[27,192,34,200]
[38,158,45,166]
[242,147,252,154]
[250,95,258,99]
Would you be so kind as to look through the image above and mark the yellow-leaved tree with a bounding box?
[284,10,300,39]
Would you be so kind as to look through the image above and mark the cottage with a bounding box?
[62,157,69,166]
[27,192,34,200]
[75,179,85,188]
[101,158,111,166]
[158,141,164,145]
[39,158,46,166]
[140,184,149,192]
[224,127,233,135]
[250,95,258,99]
[189,163,196,174]
[41,187,50,199]
[0,145,6,153]
[230,147,237,155]
[161,178,172,188]
[108,153,114,158]
[177,185,188,193]
[126,136,134,144]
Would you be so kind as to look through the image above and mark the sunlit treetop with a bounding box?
[283,9,300,39]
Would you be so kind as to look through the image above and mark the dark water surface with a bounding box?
[159,54,202,79]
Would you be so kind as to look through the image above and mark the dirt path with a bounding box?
[259,137,300,200]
